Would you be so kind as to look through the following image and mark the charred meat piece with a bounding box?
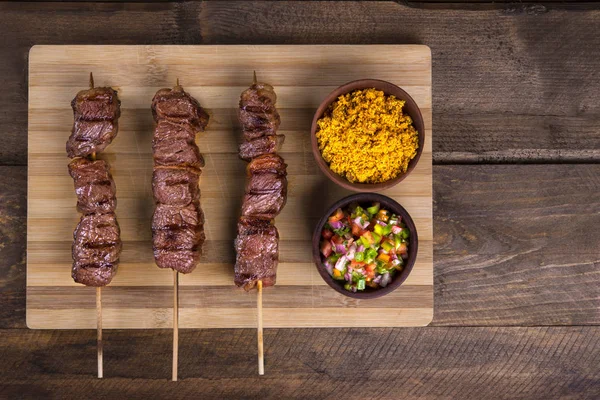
[152,167,200,206]
[239,134,284,161]
[245,172,286,194]
[67,87,121,158]
[234,217,278,290]
[154,249,201,274]
[242,192,286,219]
[68,158,117,215]
[152,202,204,230]
[154,120,197,143]
[153,135,204,170]
[152,85,209,132]
[247,153,287,176]
[239,83,280,135]
[71,213,121,286]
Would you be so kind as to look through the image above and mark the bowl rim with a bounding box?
[312,192,419,299]
[310,79,425,193]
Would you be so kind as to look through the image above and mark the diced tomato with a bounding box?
[331,235,343,245]
[366,263,376,272]
[321,229,334,240]
[366,281,379,288]
[350,260,366,268]
[397,243,408,255]
[351,223,362,236]
[320,240,333,257]
[328,208,344,223]
[361,231,374,245]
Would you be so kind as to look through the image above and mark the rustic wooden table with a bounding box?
[0,2,598,399]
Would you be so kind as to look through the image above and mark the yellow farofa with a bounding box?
[316,88,419,184]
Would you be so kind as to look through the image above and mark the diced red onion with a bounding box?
[335,244,347,255]
[353,217,363,226]
[344,272,351,281]
[357,245,365,253]
[329,220,344,230]
[392,258,402,266]
[348,266,353,273]
[391,225,402,234]
[377,220,386,226]
[343,233,352,240]
[324,261,333,275]
[380,273,391,287]
[334,255,348,271]
[373,275,382,284]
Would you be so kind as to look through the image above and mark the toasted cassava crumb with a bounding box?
[316,88,419,184]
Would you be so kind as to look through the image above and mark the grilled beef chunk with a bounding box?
[242,192,286,218]
[154,120,197,143]
[152,167,200,206]
[152,85,209,132]
[247,153,287,176]
[71,213,121,286]
[234,217,278,290]
[68,158,116,215]
[245,172,286,194]
[153,136,204,170]
[151,85,208,274]
[239,135,284,161]
[67,87,121,158]
[239,83,280,137]
[154,249,201,274]
[152,202,204,230]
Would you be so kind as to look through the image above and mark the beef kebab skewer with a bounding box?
[66,72,122,378]
[234,72,288,375]
[151,79,209,381]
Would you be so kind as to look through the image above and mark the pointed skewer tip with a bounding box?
[89,72,94,89]
[253,71,257,85]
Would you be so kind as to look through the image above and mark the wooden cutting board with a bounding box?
[27,45,433,329]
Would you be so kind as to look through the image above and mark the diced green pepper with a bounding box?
[357,279,366,290]
[371,232,381,244]
[381,240,394,252]
[382,224,393,236]
[374,224,384,236]
[359,235,371,248]
[354,252,364,262]
[400,229,410,240]
[367,203,380,216]
[365,248,377,262]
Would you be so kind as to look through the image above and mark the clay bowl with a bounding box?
[312,193,418,299]
[310,79,425,192]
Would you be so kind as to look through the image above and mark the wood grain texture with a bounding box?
[0,167,27,329]
[433,165,600,325]
[0,2,599,165]
[0,327,598,399]
[27,45,434,329]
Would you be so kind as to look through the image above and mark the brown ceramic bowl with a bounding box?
[310,79,425,192]
[312,193,418,299]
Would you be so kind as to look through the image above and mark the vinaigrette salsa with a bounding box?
[320,202,410,292]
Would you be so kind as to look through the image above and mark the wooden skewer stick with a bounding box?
[89,148,103,379]
[96,286,103,378]
[89,72,94,89]
[173,270,179,381]
[257,280,264,375]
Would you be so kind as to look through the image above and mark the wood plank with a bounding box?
[433,164,600,325]
[27,45,434,329]
[0,327,598,398]
[0,167,26,329]
[0,2,599,164]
